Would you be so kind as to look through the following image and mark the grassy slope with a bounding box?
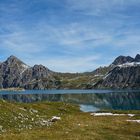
[52,66,112,89]
[54,73,104,89]
[0,100,139,140]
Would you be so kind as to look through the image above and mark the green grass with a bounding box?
[0,100,139,140]
[56,74,103,89]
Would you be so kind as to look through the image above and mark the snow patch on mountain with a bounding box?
[103,73,111,79]
[118,62,140,68]
[21,64,30,74]
[22,64,30,69]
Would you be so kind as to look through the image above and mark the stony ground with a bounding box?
[0,100,139,140]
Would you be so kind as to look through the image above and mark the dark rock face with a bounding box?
[0,55,29,88]
[0,54,140,89]
[22,65,60,90]
[135,54,140,62]
[94,54,140,89]
[94,66,140,89]
[0,56,60,89]
[112,56,134,65]
[21,65,52,85]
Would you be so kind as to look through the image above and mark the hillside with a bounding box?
[0,56,110,89]
[94,55,140,89]
[0,100,139,140]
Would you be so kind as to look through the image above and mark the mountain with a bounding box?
[0,54,140,89]
[135,54,140,62]
[112,55,134,65]
[0,55,60,89]
[93,54,140,89]
[0,55,29,88]
[0,55,109,90]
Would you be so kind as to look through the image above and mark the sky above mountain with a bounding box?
[0,0,140,72]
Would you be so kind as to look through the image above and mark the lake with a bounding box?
[0,89,140,112]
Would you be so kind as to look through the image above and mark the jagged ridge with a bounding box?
[0,56,59,89]
[0,54,140,89]
[94,54,140,89]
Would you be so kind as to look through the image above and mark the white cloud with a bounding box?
[0,22,109,53]
[0,0,140,72]
[26,55,101,73]
[66,0,140,16]
[36,22,111,49]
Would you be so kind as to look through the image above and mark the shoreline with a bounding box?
[0,88,25,91]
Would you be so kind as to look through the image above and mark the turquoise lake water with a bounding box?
[0,89,139,112]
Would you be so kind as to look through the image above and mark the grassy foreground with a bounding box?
[0,100,139,140]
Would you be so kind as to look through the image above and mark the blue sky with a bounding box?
[0,0,140,72]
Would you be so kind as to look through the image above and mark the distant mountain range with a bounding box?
[0,54,140,89]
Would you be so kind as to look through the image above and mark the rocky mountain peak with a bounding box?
[32,64,51,79]
[135,54,140,62]
[33,64,47,69]
[0,56,56,89]
[5,55,25,66]
[4,55,29,70]
[94,54,140,89]
[112,55,134,65]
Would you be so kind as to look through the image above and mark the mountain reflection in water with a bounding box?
[0,90,139,112]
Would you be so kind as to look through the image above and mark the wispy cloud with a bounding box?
[26,55,101,73]
[0,0,140,72]
[67,0,140,16]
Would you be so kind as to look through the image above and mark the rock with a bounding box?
[112,55,134,65]
[94,65,140,89]
[0,55,29,88]
[37,119,51,126]
[0,54,140,90]
[19,107,27,111]
[29,108,38,114]
[0,55,60,89]
[135,54,140,62]
[51,116,61,122]
[127,120,140,123]
[128,114,135,117]
[93,54,140,89]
